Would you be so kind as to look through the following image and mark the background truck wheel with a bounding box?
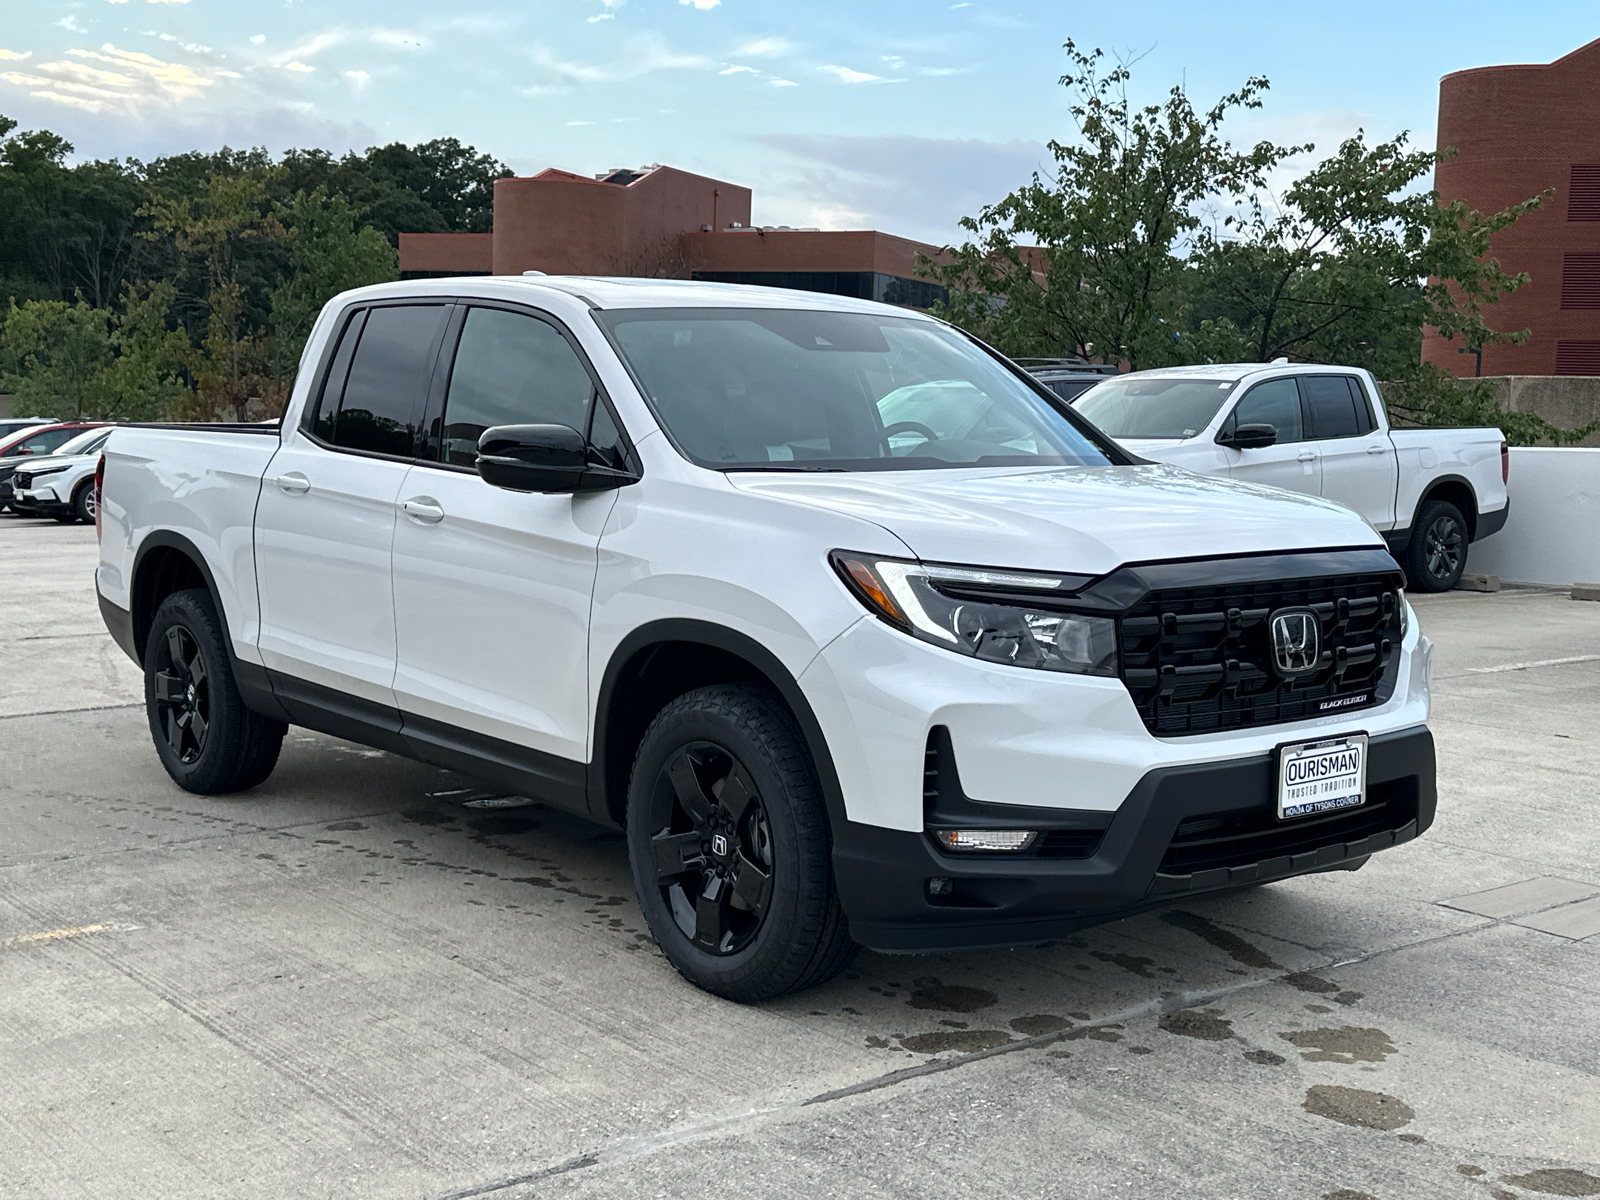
[626,684,856,1002]
[1406,498,1468,592]
[145,588,287,794]
[72,480,95,524]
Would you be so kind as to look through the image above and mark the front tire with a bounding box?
[71,480,94,524]
[626,684,856,1002]
[145,589,286,794]
[1406,498,1468,592]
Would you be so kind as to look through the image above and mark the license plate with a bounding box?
[1277,734,1367,820]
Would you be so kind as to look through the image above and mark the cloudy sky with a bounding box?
[1,1,1595,244]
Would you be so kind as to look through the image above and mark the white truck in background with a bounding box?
[1071,364,1510,591]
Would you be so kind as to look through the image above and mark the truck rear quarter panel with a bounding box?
[98,427,283,665]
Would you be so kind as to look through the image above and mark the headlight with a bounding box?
[23,465,67,479]
[830,551,1117,676]
[1397,591,1411,639]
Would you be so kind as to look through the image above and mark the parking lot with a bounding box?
[1,513,1597,1200]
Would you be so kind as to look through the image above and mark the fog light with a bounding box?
[927,876,953,897]
[932,830,1038,852]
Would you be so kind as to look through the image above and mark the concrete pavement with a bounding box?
[1,514,1596,1200]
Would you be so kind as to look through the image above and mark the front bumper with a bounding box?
[835,724,1435,952]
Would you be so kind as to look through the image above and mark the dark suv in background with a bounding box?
[1017,358,1120,403]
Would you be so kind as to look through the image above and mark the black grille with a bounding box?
[1159,777,1419,876]
[12,471,32,489]
[1118,572,1402,736]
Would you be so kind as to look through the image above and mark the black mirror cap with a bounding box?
[1218,422,1277,450]
[477,423,588,493]
[476,423,639,494]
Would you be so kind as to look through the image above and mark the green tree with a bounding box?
[269,187,398,380]
[921,42,1296,368]
[0,298,113,419]
[94,282,197,420]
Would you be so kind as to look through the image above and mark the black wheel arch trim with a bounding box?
[1407,474,1480,539]
[590,618,849,836]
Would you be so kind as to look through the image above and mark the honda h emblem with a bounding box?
[710,833,730,857]
[1269,608,1321,678]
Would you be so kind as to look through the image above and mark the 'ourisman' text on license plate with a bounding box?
[1278,734,1367,820]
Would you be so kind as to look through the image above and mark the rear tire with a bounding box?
[145,589,286,794]
[626,684,856,1002]
[1405,499,1468,592]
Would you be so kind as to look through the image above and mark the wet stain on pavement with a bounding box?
[1333,990,1365,1006]
[899,1029,1012,1054]
[1089,950,1157,978]
[464,813,543,837]
[1010,1014,1073,1036]
[1458,1166,1486,1177]
[1286,972,1340,994]
[1498,1169,1600,1196]
[1160,910,1282,969]
[905,978,999,1013]
[400,809,458,827]
[1322,1191,1377,1200]
[1244,1049,1286,1066]
[1303,1085,1414,1130]
[1278,1026,1397,1064]
[324,820,368,831]
[1159,1009,1234,1041]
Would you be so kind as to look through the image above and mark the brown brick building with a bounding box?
[1423,37,1600,376]
[399,164,949,308]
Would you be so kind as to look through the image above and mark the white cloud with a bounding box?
[718,64,755,75]
[731,37,795,57]
[756,133,1050,244]
[249,34,265,44]
[587,12,615,21]
[146,0,193,5]
[920,65,975,77]
[283,60,314,73]
[769,78,797,87]
[2,42,220,113]
[523,35,712,91]
[565,119,594,126]
[57,17,86,32]
[679,0,720,8]
[819,64,882,84]
[344,69,371,91]
[0,49,34,61]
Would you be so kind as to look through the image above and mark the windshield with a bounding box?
[55,428,108,456]
[1073,377,1239,439]
[595,308,1113,471]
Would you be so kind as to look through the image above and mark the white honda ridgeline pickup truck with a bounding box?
[95,278,1436,1001]
[1071,366,1511,592]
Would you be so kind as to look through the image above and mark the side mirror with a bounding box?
[476,424,638,494]
[1217,423,1277,450]
[477,424,588,493]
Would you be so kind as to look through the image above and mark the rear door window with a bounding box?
[437,307,595,467]
[1224,378,1305,442]
[12,427,82,456]
[1302,376,1364,439]
[322,305,447,458]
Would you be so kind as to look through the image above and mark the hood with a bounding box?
[727,463,1382,576]
[1120,437,1191,457]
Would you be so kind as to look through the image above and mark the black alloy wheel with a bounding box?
[145,588,287,794]
[648,741,776,955]
[1406,498,1468,592]
[626,684,856,1001]
[153,625,211,766]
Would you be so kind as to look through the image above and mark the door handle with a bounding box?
[1297,451,1317,463]
[1366,445,1389,454]
[402,497,444,524]
[275,472,310,495]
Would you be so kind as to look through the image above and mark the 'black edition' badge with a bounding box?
[1269,608,1321,678]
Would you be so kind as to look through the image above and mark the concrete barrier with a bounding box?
[1467,447,1600,586]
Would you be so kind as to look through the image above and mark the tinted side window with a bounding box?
[439,308,594,467]
[587,399,630,472]
[21,428,80,455]
[331,305,444,457]
[1348,378,1377,434]
[1228,379,1304,442]
[1302,375,1362,439]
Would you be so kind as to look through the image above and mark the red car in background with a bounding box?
[0,422,107,513]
